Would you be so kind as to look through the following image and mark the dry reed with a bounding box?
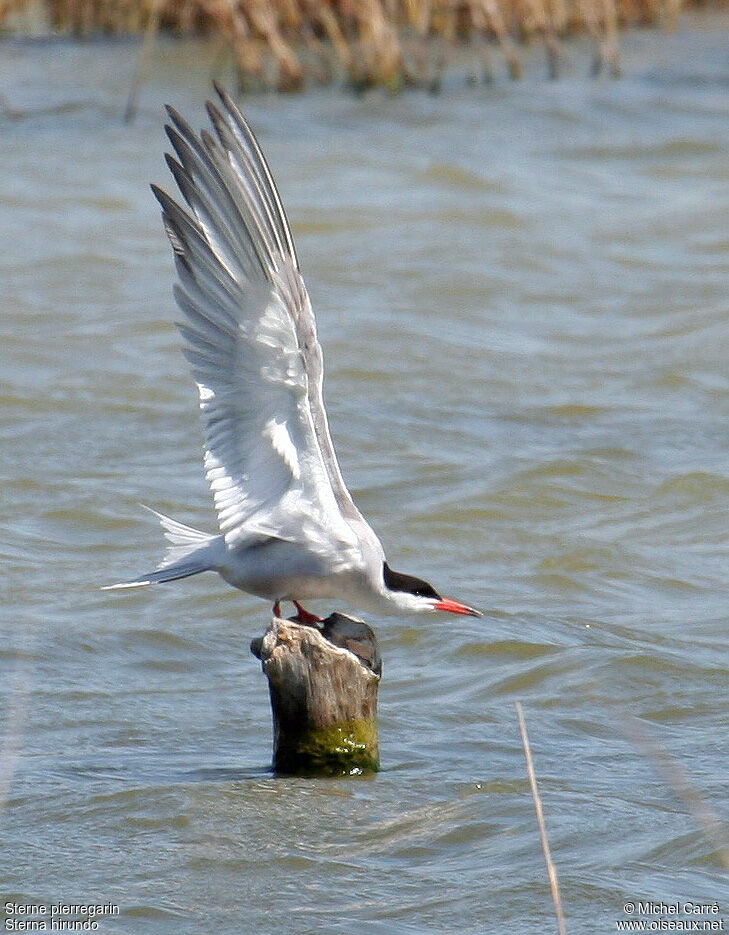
[515,701,568,935]
[604,694,729,872]
[0,0,696,91]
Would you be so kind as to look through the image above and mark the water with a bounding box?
[3,18,729,932]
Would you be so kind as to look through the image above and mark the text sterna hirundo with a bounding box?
[105,85,481,623]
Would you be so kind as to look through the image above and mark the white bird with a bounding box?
[105,84,480,624]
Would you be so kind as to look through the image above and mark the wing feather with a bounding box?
[154,86,374,565]
[208,86,298,265]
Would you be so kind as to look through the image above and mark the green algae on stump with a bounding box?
[251,614,381,776]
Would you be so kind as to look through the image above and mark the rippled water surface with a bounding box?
[3,19,729,933]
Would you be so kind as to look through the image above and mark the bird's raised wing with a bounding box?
[153,85,366,562]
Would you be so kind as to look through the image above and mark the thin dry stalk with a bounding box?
[0,621,39,823]
[124,0,165,123]
[299,20,336,83]
[477,0,523,79]
[420,0,451,91]
[466,0,496,83]
[541,0,564,78]
[617,709,729,871]
[352,0,404,90]
[600,0,620,75]
[515,701,568,935]
[0,661,30,820]
[399,0,432,88]
[518,0,562,76]
[579,0,608,75]
[225,0,265,91]
[247,0,305,90]
[580,675,729,872]
[313,1,353,69]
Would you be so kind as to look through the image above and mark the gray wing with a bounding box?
[153,85,371,562]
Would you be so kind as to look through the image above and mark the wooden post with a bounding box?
[251,613,381,776]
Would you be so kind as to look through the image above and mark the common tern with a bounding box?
[105,85,481,623]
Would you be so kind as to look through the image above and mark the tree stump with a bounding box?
[251,613,381,776]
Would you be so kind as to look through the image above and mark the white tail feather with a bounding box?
[102,507,222,590]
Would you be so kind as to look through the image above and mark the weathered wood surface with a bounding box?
[251,613,381,776]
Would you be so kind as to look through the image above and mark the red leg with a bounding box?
[292,601,323,626]
[273,601,282,618]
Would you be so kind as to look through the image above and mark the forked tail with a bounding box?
[102,506,222,590]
